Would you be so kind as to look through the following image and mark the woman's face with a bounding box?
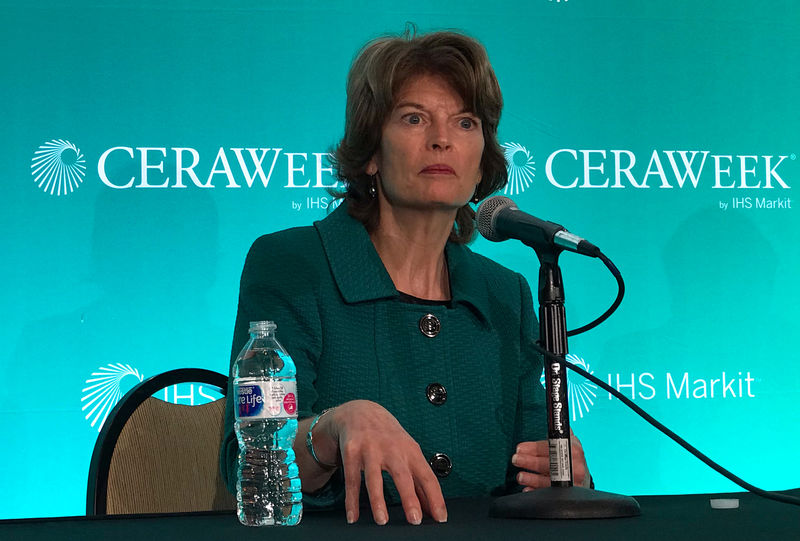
[367,74,484,213]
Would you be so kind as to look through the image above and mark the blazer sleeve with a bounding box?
[505,273,548,493]
[220,232,324,495]
[515,273,548,443]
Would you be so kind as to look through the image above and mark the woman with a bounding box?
[221,29,590,526]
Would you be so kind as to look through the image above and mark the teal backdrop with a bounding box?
[1,0,798,519]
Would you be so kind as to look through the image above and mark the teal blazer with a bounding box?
[221,204,547,505]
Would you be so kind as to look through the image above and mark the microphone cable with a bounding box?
[531,341,800,507]
[567,251,624,337]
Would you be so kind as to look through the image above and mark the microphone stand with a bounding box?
[490,247,640,519]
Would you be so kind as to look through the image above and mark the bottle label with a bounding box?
[236,381,298,419]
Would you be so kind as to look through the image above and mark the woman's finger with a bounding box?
[390,464,423,525]
[516,470,551,489]
[516,440,549,456]
[413,460,448,523]
[364,459,389,525]
[415,482,431,518]
[512,453,549,474]
[342,442,363,524]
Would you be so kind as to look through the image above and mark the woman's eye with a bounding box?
[459,118,475,129]
[405,114,422,125]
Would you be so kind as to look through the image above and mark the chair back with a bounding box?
[87,368,237,515]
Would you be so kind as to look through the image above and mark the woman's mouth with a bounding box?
[420,164,456,175]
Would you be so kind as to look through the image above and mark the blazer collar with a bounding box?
[314,203,491,323]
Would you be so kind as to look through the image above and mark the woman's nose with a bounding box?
[427,121,451,151]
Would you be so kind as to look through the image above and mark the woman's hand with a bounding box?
[314,399,448,525]
[511,429,592,490]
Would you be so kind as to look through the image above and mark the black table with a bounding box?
[2,490,798,541]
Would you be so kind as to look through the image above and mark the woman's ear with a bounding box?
[366,158,378,176]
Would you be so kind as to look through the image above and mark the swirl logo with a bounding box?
[81,364,144,432]
[540,354,598,421]
[502,142,536,195]
[31,139,86,196]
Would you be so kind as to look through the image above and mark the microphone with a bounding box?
[476,196,601,257]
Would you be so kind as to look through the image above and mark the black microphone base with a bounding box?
[489,486,641,519]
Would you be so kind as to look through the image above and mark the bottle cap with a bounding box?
[249,320,276,333]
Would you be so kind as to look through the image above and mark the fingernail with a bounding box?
[517,472,524,484]
[409,509,421,525]
[511,453,519,466]
[346,511,355,524]
[436,508,448,523]
[375,510,388,525]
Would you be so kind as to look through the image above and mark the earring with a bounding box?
[369,174,378,198]
[471,190,480,203]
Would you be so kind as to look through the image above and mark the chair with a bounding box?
[86,368,237,515]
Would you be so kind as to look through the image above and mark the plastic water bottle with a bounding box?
[233,321,302,526]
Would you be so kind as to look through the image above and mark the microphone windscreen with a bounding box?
[477,195,515,242]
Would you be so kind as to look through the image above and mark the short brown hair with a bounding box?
[330,28,507,243]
